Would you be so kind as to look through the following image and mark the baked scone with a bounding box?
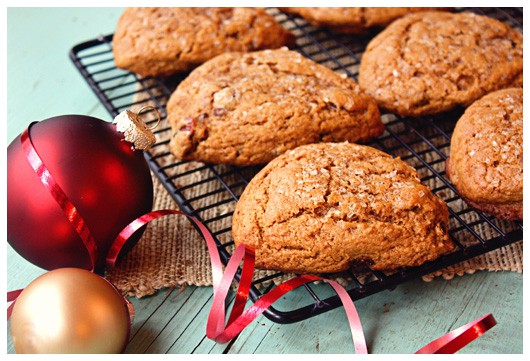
[232,142,454,274]
[358,11,523,117]
[280,7,445,34]
[446,88,523,221]
[113,7,295,76]
[168,48,383,166]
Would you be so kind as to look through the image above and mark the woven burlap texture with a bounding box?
[106,173,212,297]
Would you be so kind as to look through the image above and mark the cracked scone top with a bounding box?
[168,48,383,166]
[232,142,454,274]
[358,11,523,116]
[446,88,523,221]
[113,7,295,76]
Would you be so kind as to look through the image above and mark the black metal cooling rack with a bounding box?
[70,7,523,324]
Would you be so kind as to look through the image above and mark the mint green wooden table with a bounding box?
[6,8,523,354]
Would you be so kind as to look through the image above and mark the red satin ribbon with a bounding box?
[106,209,368,353]
[11,124,497,354]
[415,313,496,353]
[21,125,99,271]
[7,289,23,319]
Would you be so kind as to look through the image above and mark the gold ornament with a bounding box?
[10,268,131,353]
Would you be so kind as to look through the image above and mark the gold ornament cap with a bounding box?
[113,106,160,151]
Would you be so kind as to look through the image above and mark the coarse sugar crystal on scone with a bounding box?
[446,88,522,221]
[167,47,383,166]
[232,142,454,274]
[113,7,295,77]
[358,11,522,117]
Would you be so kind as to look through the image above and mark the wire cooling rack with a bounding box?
[70,7,523,324]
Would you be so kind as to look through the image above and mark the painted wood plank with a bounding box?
[223,271,522,354]
[8,271,522,354]
[125,285,202,353]
[364,272,522,354]
[162,287,221,354]
[188,294,249,354]
[126,287,186,344]
[6,7,123,143]
[143,286,211,354]
[228,284,359,354]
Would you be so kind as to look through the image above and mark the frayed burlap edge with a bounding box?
[421,240,523,282]
[105,174,213,297]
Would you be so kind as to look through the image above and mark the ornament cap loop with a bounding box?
[113,107,160,151]
[138,105,161,131]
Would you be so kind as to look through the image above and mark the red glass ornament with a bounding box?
[7,115,153,272]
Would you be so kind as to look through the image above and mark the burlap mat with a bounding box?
[106,174,213,297]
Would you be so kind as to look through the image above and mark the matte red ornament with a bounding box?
[7,114,153,272]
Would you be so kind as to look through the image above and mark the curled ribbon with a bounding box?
[21,125,98,271]
[7,289,23,320]
[8,123,498,354]
[415,313,496,354]
[107,209,368,353]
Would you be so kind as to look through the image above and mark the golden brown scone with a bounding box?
[168,48,383,166]
[113,7,295,76]
[446,88,522,221]
[280,7,447,33]
[358,11,523,117]
[232,142,454,274]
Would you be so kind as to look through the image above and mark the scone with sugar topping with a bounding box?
[113,7,295,76]
[232,142,454,274]
[359,11,522,116]
[446,88,523,220]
